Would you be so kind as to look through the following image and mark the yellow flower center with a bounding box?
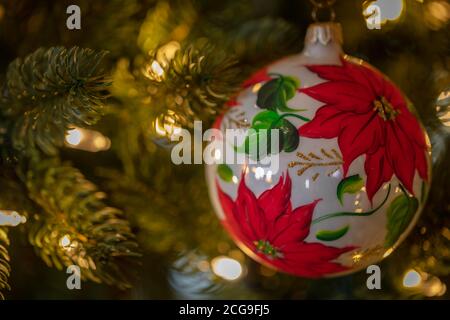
[373,96,400,121]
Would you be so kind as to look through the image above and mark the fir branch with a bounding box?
[0,170,36,300]
[0,227,10,300]
[0,47,110,156]
[23,158,140,289]
[144,39,242,128]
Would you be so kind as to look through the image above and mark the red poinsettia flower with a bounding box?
[217,173,354,278]
[298,57,429,201]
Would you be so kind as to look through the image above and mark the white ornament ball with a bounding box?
[205,23,431,278]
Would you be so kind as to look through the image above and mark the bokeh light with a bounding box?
[211,256,243,281]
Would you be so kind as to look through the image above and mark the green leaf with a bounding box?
[384,193,419,248]
[273,119,299,152]
[337,175,364,205]
[256,75,300,112]
[217,164,234,182]
[316,225,349,241]
[236,110,299,159]
[252,110,280,128]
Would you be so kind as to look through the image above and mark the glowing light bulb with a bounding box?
[403,269,422,288]
[93,135,110,150]
[65,128,83,146]
[425,1,450,30]
[379,0,404,21]
[363,0,405,29]
[154,116,182,139]
[156,41,181,66]
[0,210,26,227]
[151,60,164,77]
[60,235,71,248]
[65,127,111,152]
[425,279,447,297]
[211,256,243,281]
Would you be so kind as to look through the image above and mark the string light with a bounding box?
[59,234,72,248]
[363,0,404,29]
[143,60,165,81]
[403,269,422,288]
[424,278,447,297]
[156,41,181,66]
[65,127,111,152]
[65,128,83,146]
[154,112,182,139]
[151,60,164,77]
[402,269,447,297]
[0,210,26,227]
[424,1,450,30]
[211,256,243,281]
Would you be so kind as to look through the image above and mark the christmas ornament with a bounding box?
[205,1,431,278]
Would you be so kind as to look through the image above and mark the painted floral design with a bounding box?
[217,173,354,277]
[298,57,429,202]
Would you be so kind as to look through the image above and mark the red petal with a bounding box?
[270,200,321,246]
[396,109,429,182]
[385,123,415,193]
[258,174,292,221]
[217,181,250,243]
[217,181,236,218]
[242,67,271,88]
[235,175,268,240]
[299,105,350,138]
[284,260,350,278]
[344,59,386,96]
[365,148,394,203]
[282,242,354,261]
[277,242,355,277]
[338,112,385,176]
[306,63,353,83]
[384,81,407,110]
[300,81,373,112]
[396,111,427,148]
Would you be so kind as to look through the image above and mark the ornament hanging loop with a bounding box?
[309,0,336,22]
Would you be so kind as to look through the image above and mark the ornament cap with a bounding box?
[303,22,343,60]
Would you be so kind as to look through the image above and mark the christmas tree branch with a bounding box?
[23,158,140,289]
[142,39,242,128]
[0,47,110,156]
[0,227,10,300]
